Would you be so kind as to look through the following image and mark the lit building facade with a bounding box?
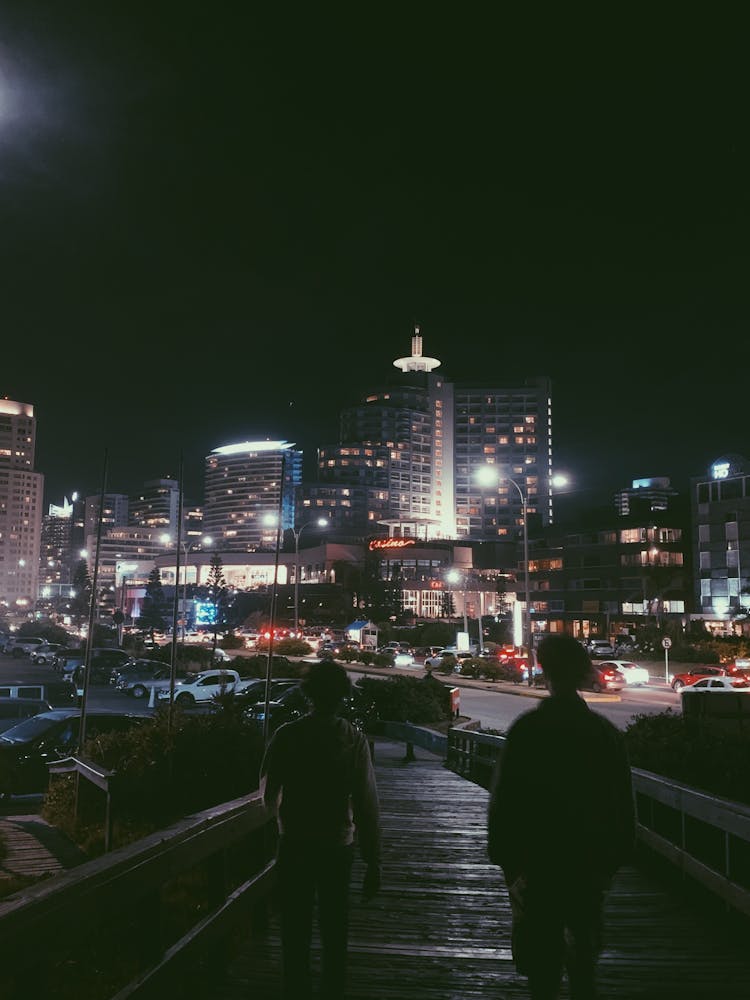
[0,398,44,611]
[202,440,302,552]
[307,329,553,546]
[129,478,181,531]
[691,454,750,633]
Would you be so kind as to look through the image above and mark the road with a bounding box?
[346,663,680,732]
[1,652,681,730]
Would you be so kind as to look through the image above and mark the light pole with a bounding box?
[446,569,469,644]
[262,485,285,747]
[476,466,532,684]
[292,517,329,636]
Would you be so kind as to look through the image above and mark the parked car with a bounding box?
[583,661,625,693]
[29,642,67,665]
[598,659,650,687]
[0,679,77,707]
[52,648,85,677]
[228,678,301,710]
[681,676,750,692]
[0,697,55,734]
[587,639,617,659]
[3,635,47,658]
[156,669,242,707]
[0,709,146,796]
[113,660,172,698]
[245,683,377,736]
[244,682,307,733]
[670,666,725,692]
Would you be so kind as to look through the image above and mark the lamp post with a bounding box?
[292,517,329,637]
[262,491,285,747]
[476,466,532,685]
[446,569,469,644]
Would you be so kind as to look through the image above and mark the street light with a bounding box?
[292,517,329,636]
[161,534,212,640]
[475,466,533,684]
[446,569,469,641]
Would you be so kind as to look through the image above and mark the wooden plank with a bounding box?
[200,740,750,1000]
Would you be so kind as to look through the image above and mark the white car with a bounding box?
[681,676,750,692]
[393,650,417,668]
[599,659,650,687]
[157,668,241,706]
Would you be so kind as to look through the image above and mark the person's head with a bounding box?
[301,660,352,713]
[536,634,591,694]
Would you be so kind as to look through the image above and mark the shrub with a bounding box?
[219,633,246,650]
[623,710,750,806]
[434,654,457,676]
[232,653,302,679]
[354,675,448,726]
[42,707,266,855]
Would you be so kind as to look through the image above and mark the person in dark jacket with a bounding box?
[487,634,635,999]
[261,661,382,1000]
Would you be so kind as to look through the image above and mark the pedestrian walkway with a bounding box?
[0,813,87,882]
[199,739,750,1000]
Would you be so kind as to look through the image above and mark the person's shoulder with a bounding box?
[505,707,540,737]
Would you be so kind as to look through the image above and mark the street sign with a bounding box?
[662,637,672,649]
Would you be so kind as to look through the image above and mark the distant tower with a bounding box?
[0,397,44,610]
[393,324,441,373]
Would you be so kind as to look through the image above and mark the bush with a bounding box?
[229,653,302,679]
[623,710,750,806]
[219,633,246,650]
[42,706,266,855]
[354,675,448,726]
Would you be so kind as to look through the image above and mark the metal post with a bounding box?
[522,493,531,685]
[263,453,286,747]
[168,456,184,733]
[293,527,301,637]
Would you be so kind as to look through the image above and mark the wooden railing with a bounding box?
[0,789,278,1000]
[442,725,750,919]
[3,722,750,999]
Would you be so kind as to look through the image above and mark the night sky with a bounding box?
[2,6,747,509]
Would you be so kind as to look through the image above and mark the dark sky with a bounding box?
[2,5,747,509]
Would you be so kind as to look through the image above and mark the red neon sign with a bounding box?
[368,538,417,551]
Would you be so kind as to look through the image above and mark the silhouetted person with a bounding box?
[487,634,635,999]
[261,661,382,1000]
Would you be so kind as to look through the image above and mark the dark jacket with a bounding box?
[487,694,635,887]
[261,712,381,866]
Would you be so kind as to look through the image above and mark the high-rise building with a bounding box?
[39,494,86,605]
[129,478,181,530]
[0,397,44,612]
[307,328,553,544]
[614,477,678,516]
[691,453,750,628]
[202,440,302,551]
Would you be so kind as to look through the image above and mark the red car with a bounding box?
[670,666,725,691]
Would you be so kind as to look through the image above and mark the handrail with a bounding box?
[441,725,750,918]
[3,723,750,999]
[0,789,277,1000]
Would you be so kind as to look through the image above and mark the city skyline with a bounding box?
[2,7,746,508]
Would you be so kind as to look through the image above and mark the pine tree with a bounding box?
[138,567,168,641]
[206,554,227,651]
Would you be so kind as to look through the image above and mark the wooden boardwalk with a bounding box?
[197,740,750,1000]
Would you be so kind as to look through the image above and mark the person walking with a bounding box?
[260,660,382,1000]
[487,633,635,999]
